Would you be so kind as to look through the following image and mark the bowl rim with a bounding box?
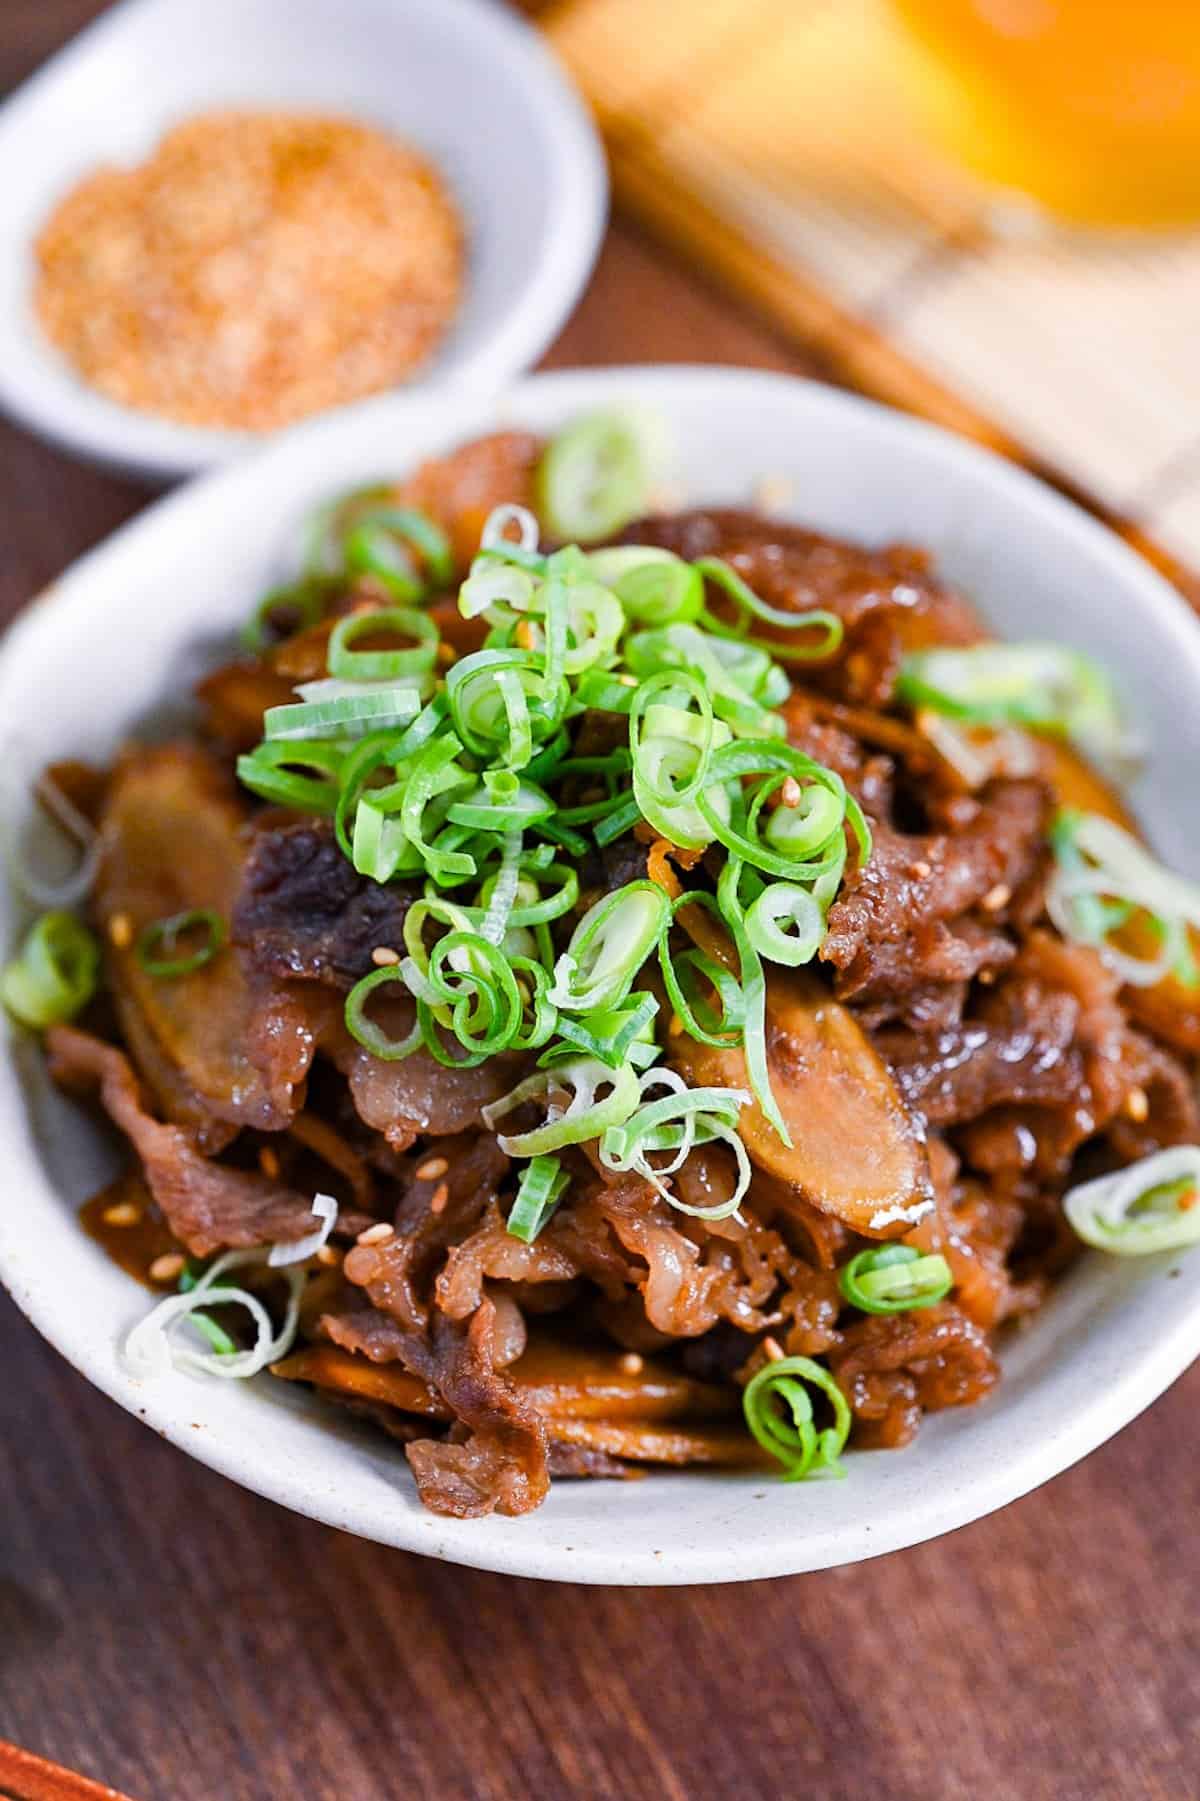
[0,0,607,481]
[4,363,1200,1585]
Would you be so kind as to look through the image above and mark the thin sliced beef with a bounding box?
[331,1024,521,1151]
[46,1026,370,1257]
[876,980,1084,1129]
[821,780,1048,1021]
[614,509,984,704]
[234,818,418,989]
[402,1305,551,1518]
[342,1131,509,1332]
[828,1304,999,1449]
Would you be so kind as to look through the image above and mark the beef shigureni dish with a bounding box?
[7,415,1200,1518]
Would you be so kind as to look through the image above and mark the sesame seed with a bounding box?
[669,1013,683,1036]
[149,1252,185,1283]
[911,861,932,881]
[515,621,537,650]
[430,1182,450,1215]
[316,1245,342,1267]
[436,641,458,666]
[1124,1086,1150,1123]
[258,1146,281,1180]
[780,776,802,808]
[108,912,133,948]
[618,1352,644,1375]
[102,1201,142,1228]
[356,1222,394,1246]
[416,1155,449,1181]
[371,945,401,967]
[982,883,1012,912]
[761,1336,785,1363]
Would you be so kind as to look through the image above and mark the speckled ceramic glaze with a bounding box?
[0,0,606,479]
[3,367,1199,1584]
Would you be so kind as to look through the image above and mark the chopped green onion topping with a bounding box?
[482,1057,642,1157]
[838,1244,953,1314]
[506,1155,571,1243]
[236,739,346,813]
[599,1068,751,1219]
[896,643,1129,765]
[135,910,225,979]
[1,910,100,1028]
[327,606,439,681]
[1065,1147,1200,1255]
[742,1355,851,1480]
[548,881,670,1014]
[536,412,652,543]
[232,415,904,1209]
[1049,808,1200,988]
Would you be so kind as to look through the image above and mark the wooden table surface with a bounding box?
[2,7,1199,1799]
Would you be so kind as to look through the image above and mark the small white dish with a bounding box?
[3,365,1199,1585]
[0,0,606,482]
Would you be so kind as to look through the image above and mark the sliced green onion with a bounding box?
[177,1265,238,1356]
[699,740,863,881]
[745,882,825,967]
[742,1355,851,1480]
[553,991,659,1067]
[838,1244,953,1314]
[659,893,746,1048]
[124,1244,306,1382]
[301,482,394,578]
[629,672,730,850]
[482,1056,641,1157]
[896,643,1129,765]
[1065,1147,1200,1255]
[398,734,475,885]
[447,650,568,761]
[135,910,225,979]
[717,855,789,1144]
[236,739,346,813]
[506,1155,571,1243]
[265,681,421,742]
[587,547,703,624]
[241,576,333,652]
[548,881,670,1013]
[1,911,100,1028]
[327,606,439,681]
[695,557,843,662]
[1049,809,1200,989]
[481,504,541,556]
[343,508,453,598]
[599,1068,751,1219]
[626,624,786,737]
[536,412,651,543]
[446,777,554,832]
[343,965,422,1061]
[352,796,416,884]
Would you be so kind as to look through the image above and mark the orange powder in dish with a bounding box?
[33,110,465,431]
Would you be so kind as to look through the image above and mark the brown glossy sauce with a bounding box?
[79,1172,179,1288]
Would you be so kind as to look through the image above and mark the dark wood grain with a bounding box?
[2,8,1199,1800]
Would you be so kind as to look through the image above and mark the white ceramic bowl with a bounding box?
[0,0,606,481]
[3,366,1199,1585]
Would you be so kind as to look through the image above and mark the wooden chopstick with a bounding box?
[0,1741,138,1801]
